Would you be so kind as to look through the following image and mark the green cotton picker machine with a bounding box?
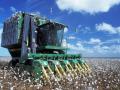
[1,12,91,83]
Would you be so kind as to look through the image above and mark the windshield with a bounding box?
[37,23,65,47]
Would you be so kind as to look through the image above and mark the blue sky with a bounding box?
[0,0,120,57]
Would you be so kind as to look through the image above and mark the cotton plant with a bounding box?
[0,59,120,90]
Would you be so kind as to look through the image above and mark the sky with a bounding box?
[0,0,120,57]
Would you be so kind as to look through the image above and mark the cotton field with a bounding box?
[0,58,120,90]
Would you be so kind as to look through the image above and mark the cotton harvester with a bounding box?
[1,12,90,83]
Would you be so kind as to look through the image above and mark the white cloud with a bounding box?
[102,38,120,44]
[66,38,120,57]
[67,42,94,55]
[62,40,85,51]
[68,43,77,50]
[102,46,110,50]
[56,0,120,15]
[96,22,120,34]
[76,25,91,33]
[89,38,101,45]
[30,11,41,16]
[10,6,16,13]
[68,36,76,40]
[68,41,85,51]
[82,38,101,45]
[62,39,67,47]
[76,42,85,51]
[64,27,68,33]
[93,45,120,56]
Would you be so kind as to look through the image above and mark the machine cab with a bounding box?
[36,21,66,54]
